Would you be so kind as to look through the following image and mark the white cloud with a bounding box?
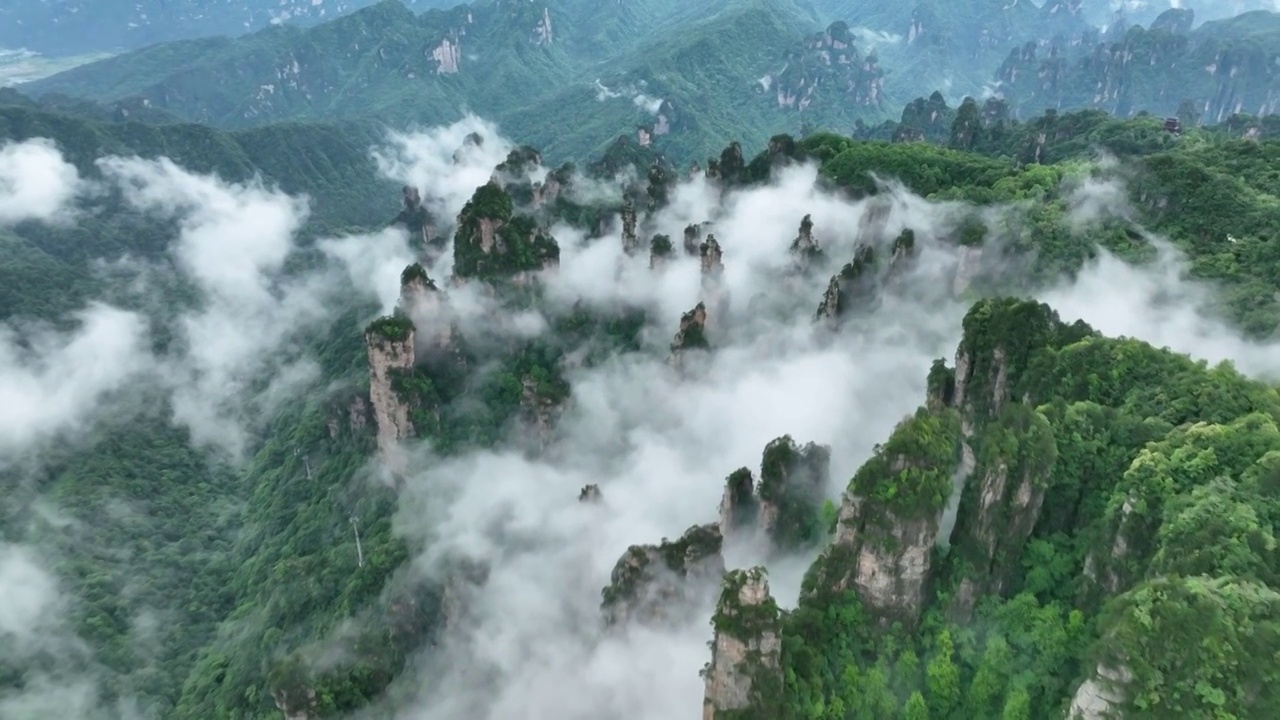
[0,138,83,225]
[0,303,152,458]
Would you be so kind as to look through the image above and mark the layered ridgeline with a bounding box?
[995,7,1280,123]
[2,104,1280,720]
[0,0,458,57]
[19,0,887,163]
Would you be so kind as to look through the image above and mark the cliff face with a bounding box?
[803,299,1085,627]
[601,524,725,627]
[763,22,885,113]
[803,407,962,627]
[995,17,1280,123]
[670,302,711,369]
[701,568,783,720]
[364,316,417,472]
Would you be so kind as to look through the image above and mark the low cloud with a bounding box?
[0,138,83,226]
[0,303,152,459]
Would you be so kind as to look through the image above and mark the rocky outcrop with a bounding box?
[453,181,559,281]
[789,214,823,269]
[757,436,831,551]
[272,686,319,720]
[764,21,885,113]
[365,316,417,472]
[1067,664,1132,720]
[816,244,877,322]
[701,568,783,720]
[430,36,461,74]
[533,6,553,45]
[601,524,725,627]
[620,199,640,256]
[700,234,724,277]
[670,302,710,369]
[578,484,602,503]
[649,234,674,269]
[393,185,436,250]
[802,402,963,627]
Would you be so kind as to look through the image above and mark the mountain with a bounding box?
[0,0,460,57]
[5,87,1280,719]
[994,9,1280,122]
[17,0,900,163]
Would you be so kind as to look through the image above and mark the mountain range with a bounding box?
[9,0,1277,164]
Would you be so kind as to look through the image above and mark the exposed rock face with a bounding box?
[519,373,561,447]
[789,214,823,269]
[670,302,710,368]
[1067,664,1132,720]
[431,36,461,74]
[803,402,963,628]
[601,524,725,627]
[702,568,783,720]
[765,21,885,112]
[816,244,877,322]
[533,6,553,45]
[272,687,318,720]
[454,181,559,280]
[700,234,724,277]
[620,199,640,255]
[365,317,416,472]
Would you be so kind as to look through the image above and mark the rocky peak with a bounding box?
[620,198,640,256]
[701,567,783,720]
[519,370,565,449]
[718,468,758,539]
[802,407,963,628]
[601,524,725,627]
[394,185,436,250]
[364,315,417,474]
[789,214,823,269]
[453,181,559,281]
[649,234,674,269]
[670,302,710,368]
[700,234,724,277]
[816,243,876,323]
[757,436,831,551]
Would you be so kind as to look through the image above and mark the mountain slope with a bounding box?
[995,10,1280,122]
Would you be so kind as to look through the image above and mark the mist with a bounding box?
[5,114,1280,720]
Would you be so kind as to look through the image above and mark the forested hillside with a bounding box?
[3,73,1280,720]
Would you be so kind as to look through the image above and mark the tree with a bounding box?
[905,691,930,720]
[926,630,961,717]
[1000,687,1031,720]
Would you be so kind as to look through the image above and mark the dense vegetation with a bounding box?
[4,62,1280,720]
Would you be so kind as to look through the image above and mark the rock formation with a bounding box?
[816,244,877,322]
[683,223,703,256]
[601,524,725,627]
[789,214,823,269]
[699,234,724,277]
[578,484,602,503]
[620,199,640,255]
[364,315,416,474]
[453,181,559,281]
[649,233,674,269]
[670,302,710,369]
[701,568,783,720]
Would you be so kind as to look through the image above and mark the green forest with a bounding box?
[3,35,1280,720]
